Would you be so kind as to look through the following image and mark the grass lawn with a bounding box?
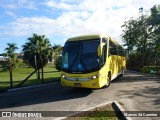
[0,63,61,91]
[66,104,120,120]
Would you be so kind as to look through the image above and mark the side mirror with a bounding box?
[98,43,105,56]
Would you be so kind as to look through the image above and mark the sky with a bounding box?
[0,0,159,53]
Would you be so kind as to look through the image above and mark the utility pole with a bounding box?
[9,58,13,88]
[139,7,144,68]
[34,55,38,79]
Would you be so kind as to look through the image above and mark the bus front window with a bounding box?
[62,39,100,73]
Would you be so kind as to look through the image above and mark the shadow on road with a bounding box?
[112,71,160,83]
[0,84,93,109]
[112,71,160,109]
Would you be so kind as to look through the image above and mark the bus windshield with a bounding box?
[62,39,100,73]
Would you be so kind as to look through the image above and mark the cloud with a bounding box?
[2,0,37,10]
[1,0,160,45]
[44,0,77,10]
[5,11,16,18]
[2,17,56,37]
[44,0,115,13]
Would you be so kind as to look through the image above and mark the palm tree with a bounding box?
[4,43,18,87]
[5,43,18,58]
[52,44,61,51]
[47,44,62,62]
[4,43,18,69]
[22,34,52,69]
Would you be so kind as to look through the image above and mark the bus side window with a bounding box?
[102,38,107,64]
[118,46,125,56]
[109,41,117,56]
[117,46,120,56]
[99,44,107,67]
[99,38,107,67]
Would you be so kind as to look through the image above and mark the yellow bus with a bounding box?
[61,34,126,88]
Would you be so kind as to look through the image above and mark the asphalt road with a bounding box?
[0,70,160,120]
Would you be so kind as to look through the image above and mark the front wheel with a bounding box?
[120,69,125,77]
[104,73,111,88]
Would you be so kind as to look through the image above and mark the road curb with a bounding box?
[8,82,59,92]
[113,101,132,120]
[54,100,132,120]
[4,81,60,93]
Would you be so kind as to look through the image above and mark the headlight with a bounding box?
[89,74,101,80]
[61,74,66,78]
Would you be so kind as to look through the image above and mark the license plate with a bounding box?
[74,83,81,87]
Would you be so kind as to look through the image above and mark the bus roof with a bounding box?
[67,34,120,46]
[67,34,107,41]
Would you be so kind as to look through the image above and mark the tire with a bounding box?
[104,73,111,88]
[120,69,124,77]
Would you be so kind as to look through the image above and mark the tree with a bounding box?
[121,18,141,53]
[22,34,52,69]
[53,46,63,71]
[149,5,160,70]
[52,44,61,51]
[3,43,18,88]
[2,43,18,70]
[121,7,157,69]
[5,43,18,58]
[121,5,160,71]
[48,44,61,62]
[121,18,142,68]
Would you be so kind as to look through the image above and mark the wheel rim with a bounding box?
[122,69,124,75]
[106,74,111,86]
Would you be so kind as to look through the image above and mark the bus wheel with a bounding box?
[105,73,111,88]
[120,69,124,77]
